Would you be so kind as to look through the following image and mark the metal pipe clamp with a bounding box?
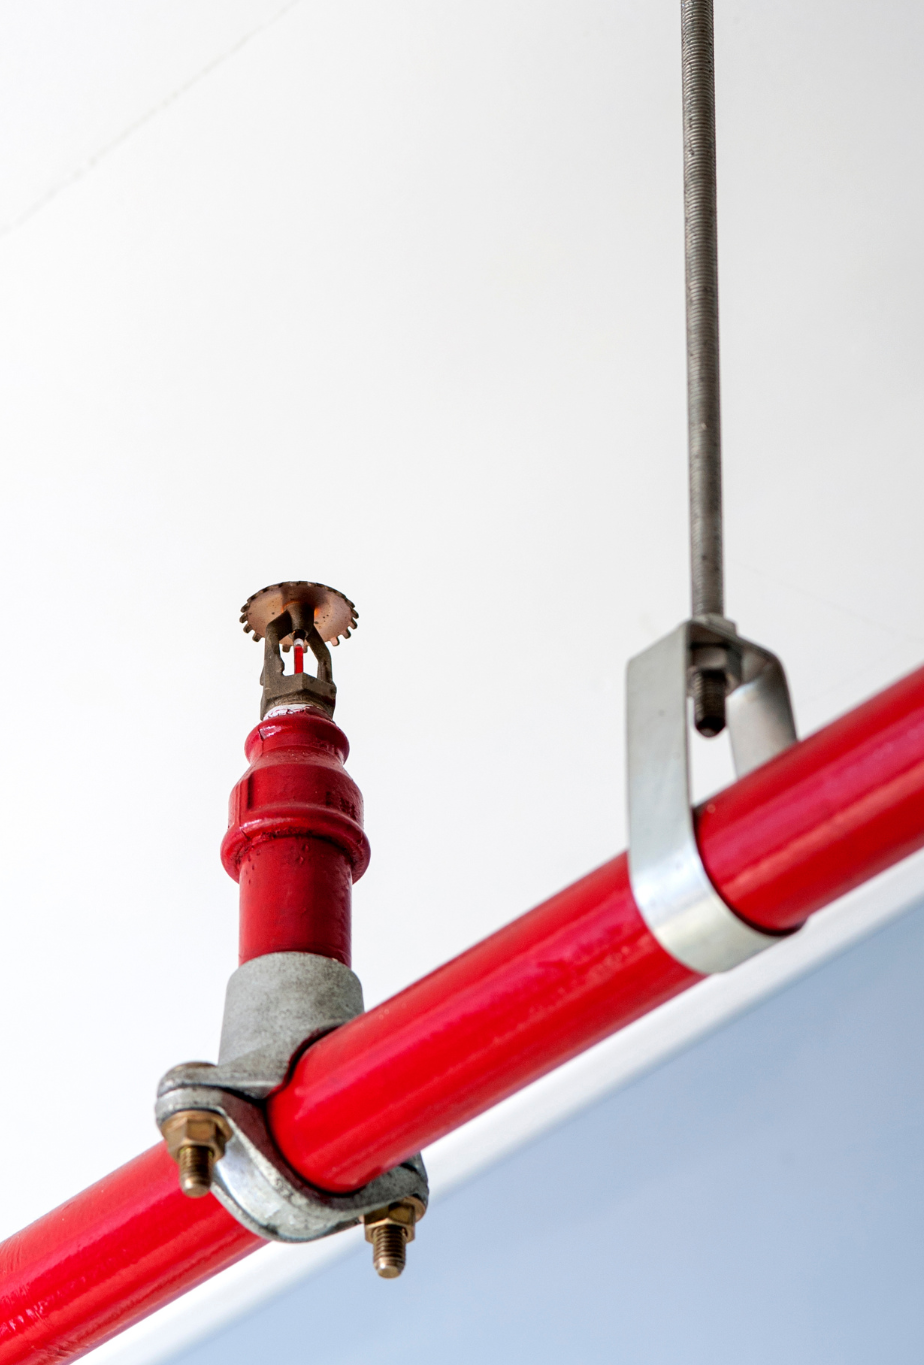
[156,953,428,1241]
[626,617,797,974]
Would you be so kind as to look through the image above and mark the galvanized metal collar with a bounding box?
[156,953,429,1242]
[626,619,797,974]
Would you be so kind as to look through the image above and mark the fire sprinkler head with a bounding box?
[240,581,357,648]
[240,581,358,719]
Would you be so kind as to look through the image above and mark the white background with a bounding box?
[0,0,922,1249]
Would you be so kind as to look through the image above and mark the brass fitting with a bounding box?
[363,1198,425,1279]
[161,1110,232,1199]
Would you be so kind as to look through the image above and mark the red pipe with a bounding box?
[268,664,924,1187]
[269,855,690,1189]
[0,1146,258,1365]
[237,838,355,964]
[221,709,370,964]
[4,663,924,1362]
[697,662,924,931]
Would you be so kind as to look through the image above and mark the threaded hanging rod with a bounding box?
[682,0,723,622]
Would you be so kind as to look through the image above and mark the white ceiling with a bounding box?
[0,0,922,1291]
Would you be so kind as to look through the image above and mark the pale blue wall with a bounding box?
[173,902,924,1364]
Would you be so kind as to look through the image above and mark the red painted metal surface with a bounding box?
[699,664,924,931]
[3,662,924,1361]
[269,856,692,1189]
[221,709,370,964]
[0,1145,258,1365]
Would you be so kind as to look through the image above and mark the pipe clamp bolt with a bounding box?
[363,1198,424,1279]
[161,1110,232,1199]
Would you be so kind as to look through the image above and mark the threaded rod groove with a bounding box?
[692,667,727,737]
[177,1145,213,1199]
[371,1223,407,1278]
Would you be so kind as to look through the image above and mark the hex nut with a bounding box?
[160,1110,232,1162]
[362,1197,424,1244]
